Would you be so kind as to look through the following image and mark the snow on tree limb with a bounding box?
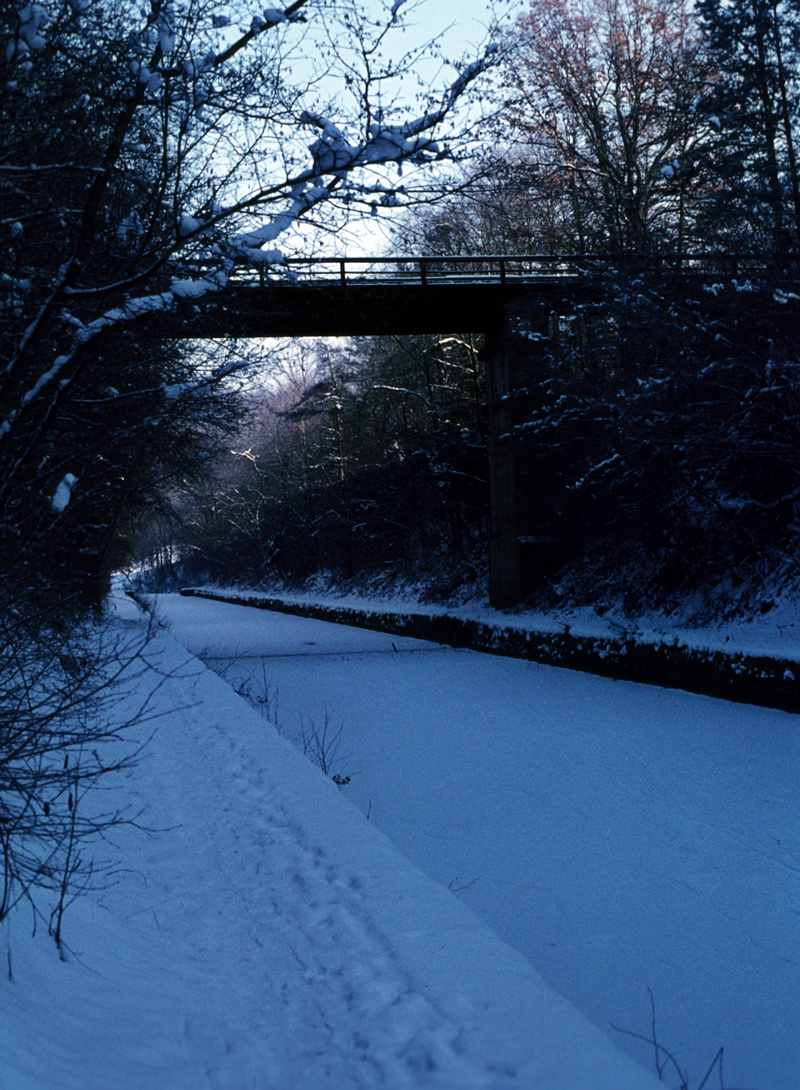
[0,0,494,524]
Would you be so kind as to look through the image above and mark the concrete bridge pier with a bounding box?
[483,301,554,609]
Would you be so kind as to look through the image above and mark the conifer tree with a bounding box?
[696,0,800,253]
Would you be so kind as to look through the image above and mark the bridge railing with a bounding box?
[223,254,583,286]
[278,255,584,286]
[222,252,797,287]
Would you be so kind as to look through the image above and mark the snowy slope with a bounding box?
[0,600,663,1089]
[152,591,800,1090]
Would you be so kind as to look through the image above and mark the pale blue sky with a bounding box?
[388,0,524,67]
[318,0,526,254]
[409,0,510,50]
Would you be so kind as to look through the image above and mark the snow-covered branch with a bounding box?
[0,0,492,615]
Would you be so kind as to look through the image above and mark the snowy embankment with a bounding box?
[1,596,662,1089]
[153,592,800,1090]
[179,585,800,711]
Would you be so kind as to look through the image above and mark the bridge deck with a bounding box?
[157,252,791,339]
[167,281,587,338]
[231,252,775,287]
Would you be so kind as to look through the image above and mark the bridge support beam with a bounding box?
[484,303,553,609]
[484,323,521,609]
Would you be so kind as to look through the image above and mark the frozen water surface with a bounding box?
[160,593,800,1090]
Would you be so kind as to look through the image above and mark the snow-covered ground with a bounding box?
[152,591,800,1090]
[1,594,666,1089]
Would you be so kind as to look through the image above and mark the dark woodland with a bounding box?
[154,0,800,621]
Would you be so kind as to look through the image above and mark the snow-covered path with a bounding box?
[1,601,662,1089]
[155,593,800,1090]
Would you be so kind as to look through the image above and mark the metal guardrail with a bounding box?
[222,252,799,288]
[276,255,580,286]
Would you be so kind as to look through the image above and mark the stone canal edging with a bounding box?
[179,587,800,714]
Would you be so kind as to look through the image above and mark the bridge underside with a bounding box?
[149,273,798,608]
[142,279,598,607]
[155,281,586,339]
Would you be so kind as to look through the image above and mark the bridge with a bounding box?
[142,252,797,606]
[159,251,768,339]
[164,254,585,339]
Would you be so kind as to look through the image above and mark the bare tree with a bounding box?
[496,0,714,254]
[1,0,496,604]
[0,615,159,952]
[0,0,495,939]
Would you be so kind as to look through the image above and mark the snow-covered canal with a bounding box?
[157,593,800,1090]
